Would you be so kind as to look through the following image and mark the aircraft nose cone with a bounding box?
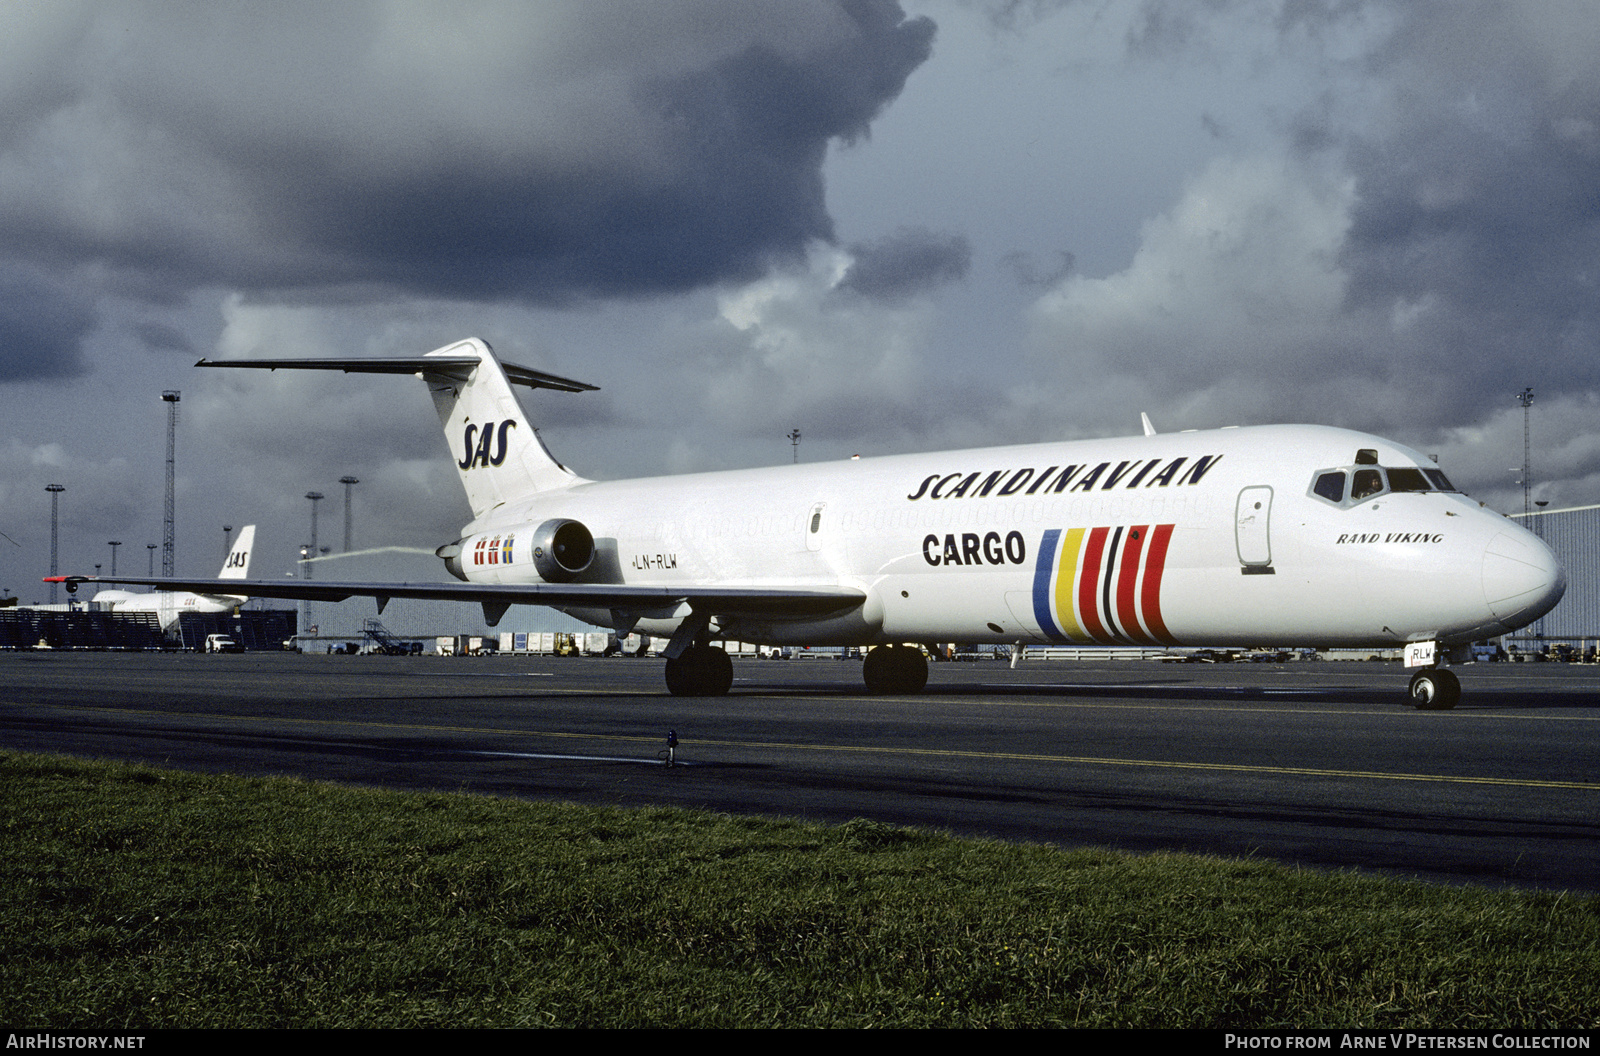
[1483,529,1566,631]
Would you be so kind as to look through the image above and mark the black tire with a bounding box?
[892,644,929,693]
[862,644,929,694]
[1409,668,1461,710]
[664,644,732,697]
[862,645,893,693]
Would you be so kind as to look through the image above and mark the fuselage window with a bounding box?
[1351,468,1386,501]
[1313,471,1346,503]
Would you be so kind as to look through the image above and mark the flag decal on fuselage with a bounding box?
[1032,525,1177,646]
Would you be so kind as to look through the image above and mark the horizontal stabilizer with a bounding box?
[195,356,598,393]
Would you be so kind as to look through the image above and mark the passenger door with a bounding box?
[1235,486,1274,573]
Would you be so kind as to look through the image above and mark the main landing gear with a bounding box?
[662,642,931,697]
[862,643,928,695]
[1408,668,1461,710]
[664,643,733,697]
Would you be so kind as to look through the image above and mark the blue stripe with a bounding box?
[1032,528,1063,642]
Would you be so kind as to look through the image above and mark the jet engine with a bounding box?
[529,518,595,582]
[436,540,467,581]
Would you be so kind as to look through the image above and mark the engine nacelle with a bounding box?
[529,518,595,582]
[436,540,467,581]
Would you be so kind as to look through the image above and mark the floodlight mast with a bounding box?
[162,391,180,576]
[1516,388,1534,520]
[46,484,64,604]
[339,476,359,551]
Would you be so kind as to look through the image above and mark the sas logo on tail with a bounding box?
[1032,525,1179,647]
[459,420,517,469]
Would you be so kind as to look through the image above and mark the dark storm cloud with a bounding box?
[0,266,94,382]
[838,226,972,300]
[131,322,194,356]
[1001,250,1074,291]
[0,1,935,307]
[1331,0,1600,410]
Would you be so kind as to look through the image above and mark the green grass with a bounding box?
[3,750,1596,1028]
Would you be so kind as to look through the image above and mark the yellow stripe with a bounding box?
[1053,527,1091,643]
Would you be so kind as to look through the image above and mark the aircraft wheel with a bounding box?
[664,644,733,697]
[863,644,928,694]
[1408,668,1460,710]
[895,645,929,693]
[862,646,890,693]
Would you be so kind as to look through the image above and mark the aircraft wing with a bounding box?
[45,575,865,621]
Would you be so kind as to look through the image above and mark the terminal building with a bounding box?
[0,603,296,651]
[1510,504,1600,648]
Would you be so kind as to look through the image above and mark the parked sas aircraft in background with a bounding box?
[52,340,1564,708]
[89,525,255,632]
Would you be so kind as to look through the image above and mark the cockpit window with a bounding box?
[1351,468,1385,500]
[1386,467,1431,493]
[1311,460,1460,507]
[1313,471,1345,503]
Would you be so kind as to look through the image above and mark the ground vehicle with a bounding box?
[204,634,242,653]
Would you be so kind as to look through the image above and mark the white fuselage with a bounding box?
[91,588,247,631]
[91,525,255,633]
[447,424,1565,650]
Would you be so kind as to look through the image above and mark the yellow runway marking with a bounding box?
[9,699,1597,792]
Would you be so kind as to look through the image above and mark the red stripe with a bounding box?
[1077,527,1111,643]
[1116,525,1154,644]
[1141,524,1175,644]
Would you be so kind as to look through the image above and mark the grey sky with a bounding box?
[4,0,1598,624]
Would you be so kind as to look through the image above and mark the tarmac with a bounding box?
[2,651,1597,892]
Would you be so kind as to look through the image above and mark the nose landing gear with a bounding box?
[1408,667,1460,710]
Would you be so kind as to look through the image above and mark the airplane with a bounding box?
[50,339,1564,709]
[88,525,256,632]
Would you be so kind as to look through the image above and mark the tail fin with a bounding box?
[422,338,592,519]
[194,336,597,522]
[219,525,255,579]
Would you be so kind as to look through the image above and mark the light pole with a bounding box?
[788,428,801,464]
[339,476,359,552]
[108,541,121,576]
[147,544,157,576]
[46,484,64,604]
[161,391,179,576]
[305,492,323,580]
[305,492,323,644]
[223,525,233,560]
[1516,388,1534,519]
